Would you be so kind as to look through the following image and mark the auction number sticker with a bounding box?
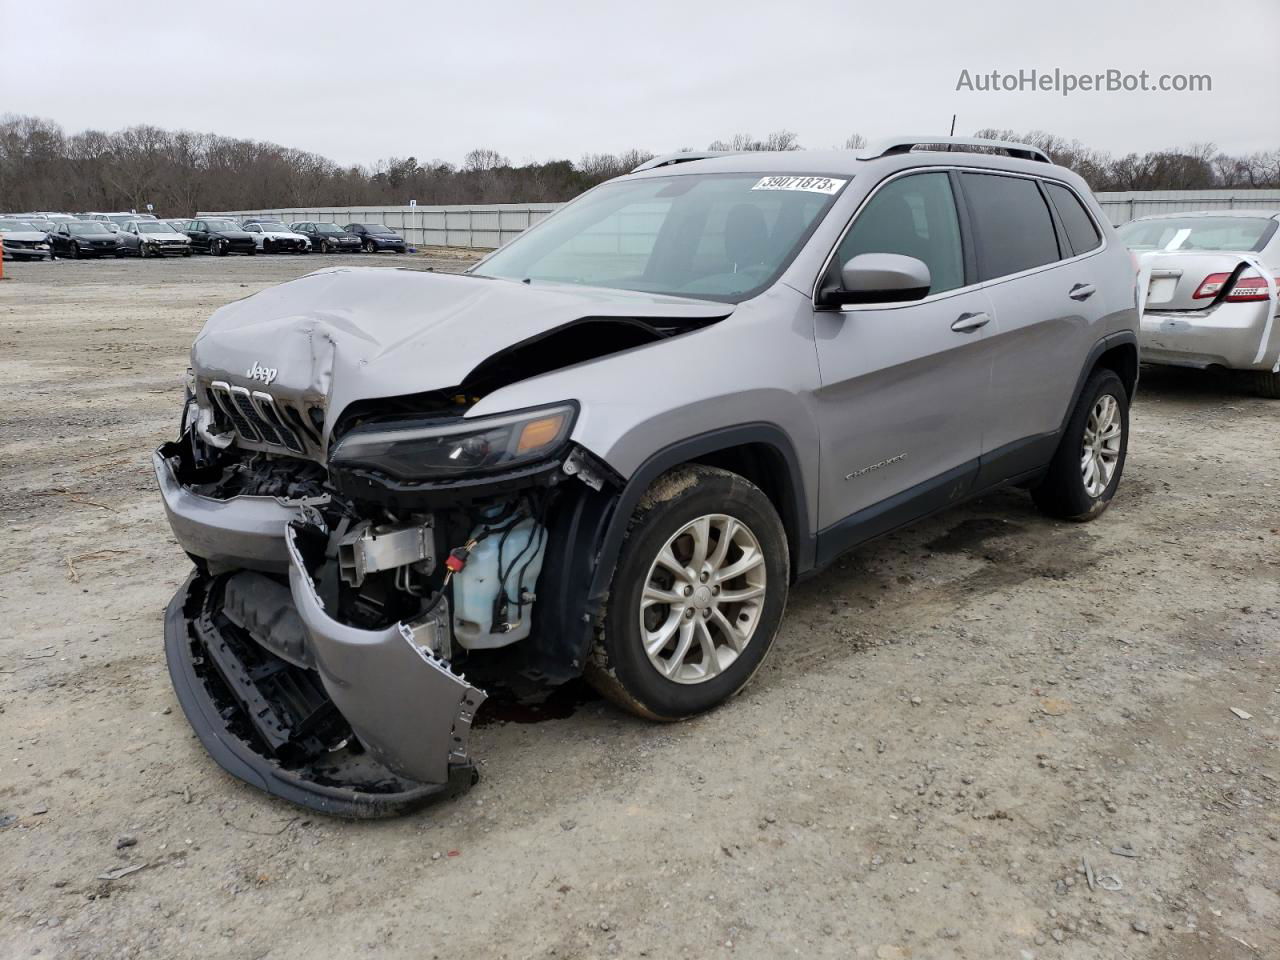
[751,175,847,194]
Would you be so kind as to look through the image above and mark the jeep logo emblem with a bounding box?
[246,361,278,386]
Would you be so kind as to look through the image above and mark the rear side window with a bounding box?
[1044,182,1101,256]
[961,173,1061,280]
[833,172,965,295]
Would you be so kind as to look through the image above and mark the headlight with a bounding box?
[330,403,576,480]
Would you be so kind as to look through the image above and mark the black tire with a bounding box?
[1032,368,1129,521]
[71,242,81,259]
[588,465,789,721]
[1250,370,1280,399]
[247,247,256,256]
[182,248,191,257]
[363,239,376,254]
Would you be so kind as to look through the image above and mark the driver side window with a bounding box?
[833,172,965,296]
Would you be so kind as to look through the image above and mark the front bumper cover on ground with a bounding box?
[164,529,488,816]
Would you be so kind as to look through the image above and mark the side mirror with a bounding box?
[818,253,932,307]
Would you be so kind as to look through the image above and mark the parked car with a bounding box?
[156,137,1138,815]
[0,217,53,260]
[240,220,310,253]
[49,220,124,258]
[343,222,408,254]
[119,219,193,257]
[1119,210,1280,397]
[185,218,257,256]
[289,221,362,253]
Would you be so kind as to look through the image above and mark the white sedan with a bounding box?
[240,221,311,253]
[1121,210,1280,398]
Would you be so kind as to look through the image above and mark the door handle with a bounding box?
[950,311,991,333]
[1068,282,1096,301]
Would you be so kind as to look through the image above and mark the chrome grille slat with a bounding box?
[207,380,317,456]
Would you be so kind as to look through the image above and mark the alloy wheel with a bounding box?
[639,514,767,685]
[1081,393,1122,497]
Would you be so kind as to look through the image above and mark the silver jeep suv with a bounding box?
[156,137,1139,816]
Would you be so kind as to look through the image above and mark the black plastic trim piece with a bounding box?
[815,458,978,568]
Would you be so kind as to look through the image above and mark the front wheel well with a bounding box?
[686,442,802,578]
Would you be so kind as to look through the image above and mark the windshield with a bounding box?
[1117,216,1275,253]
[474,172,844,301]
[138,222,170,233]
[205,219,239,230]
[315,222,343,232]
[68,222,112,235]
[0,219,31,230]
[256,221,289,231]
[360,223,394,234]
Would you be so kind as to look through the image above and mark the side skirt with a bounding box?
[810,431,1060,572]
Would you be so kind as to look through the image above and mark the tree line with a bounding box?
[1,114,1276,217]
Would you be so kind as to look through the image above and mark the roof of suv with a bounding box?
[627,147,1070,185]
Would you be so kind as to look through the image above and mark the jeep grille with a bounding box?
[207,381,322,457]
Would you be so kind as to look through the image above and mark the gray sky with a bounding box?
[4,0,1278,167]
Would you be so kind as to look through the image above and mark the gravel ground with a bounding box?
[0,253,1276,960]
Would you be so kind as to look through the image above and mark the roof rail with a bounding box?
[857,136,1052,164]
[631,150,739,173]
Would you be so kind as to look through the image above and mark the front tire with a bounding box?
[363,239,376,254]
[1032,368,1129,521]
[1250,370,1280,399]
[588,465,789,720]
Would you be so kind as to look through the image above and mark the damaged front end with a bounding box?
[158,380,616,817]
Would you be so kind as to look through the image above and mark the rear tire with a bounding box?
[587,465,789,721]
[1250,370,1280,399]
[1032,368,1129,521]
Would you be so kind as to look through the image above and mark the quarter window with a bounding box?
[832,172,965,296]
[961,173,1061,280]
[1044,182,1101,256]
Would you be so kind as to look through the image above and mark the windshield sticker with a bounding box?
[751,175,847,195]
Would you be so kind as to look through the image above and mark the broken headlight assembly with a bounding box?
[330,402,577,480]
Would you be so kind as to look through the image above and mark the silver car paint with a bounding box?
[164,145,1138,794]
[1127,215,1280,371]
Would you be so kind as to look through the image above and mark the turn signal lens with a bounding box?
[517,413,569,454]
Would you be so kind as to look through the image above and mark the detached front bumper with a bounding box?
[153,449,296,573]
[157,447,488,816]
[166,573,479,817]
[1141,300,1280,372]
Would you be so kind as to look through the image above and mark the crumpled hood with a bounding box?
[191,266,729,435]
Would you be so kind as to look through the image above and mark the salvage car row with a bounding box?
[0,212,409,260]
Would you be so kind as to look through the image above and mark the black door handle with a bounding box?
[1069,283,1096,301]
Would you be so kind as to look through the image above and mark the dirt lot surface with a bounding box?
[1,253,1277,960]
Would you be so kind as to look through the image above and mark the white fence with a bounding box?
[198,203,560,249]
[1094,190,1280,225]
[205,190,1280,250]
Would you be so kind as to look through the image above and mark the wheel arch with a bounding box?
[534,425,815,682]
[595,424,814,591]
[1058,330,1138,437]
